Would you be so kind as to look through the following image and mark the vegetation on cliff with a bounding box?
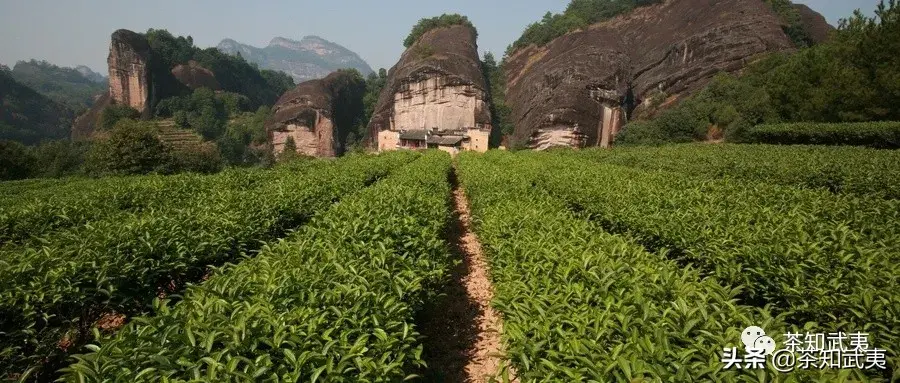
[404,14,478,48]
[9,60,107,113]
[326,69,368,153]
[506,0,662,56]
[481,52,514,146]
[144,29,295,109]
[618,0,900,146]
[764,0,816,47]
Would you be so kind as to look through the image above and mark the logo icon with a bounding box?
[741,326,775,356]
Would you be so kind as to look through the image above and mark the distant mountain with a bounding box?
[10,60,107,112]
[74,65,106,83]
[0,68,74,145]
[217,36,373,83]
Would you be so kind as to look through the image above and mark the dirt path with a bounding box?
[418,171,516,382]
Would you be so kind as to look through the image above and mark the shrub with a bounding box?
[169,142,223,173]
[746,121,900,148]
[98,104,140,130]
[0,140,36,180]
[84,119,173,176]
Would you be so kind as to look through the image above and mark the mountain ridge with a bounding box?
[216,35,373,84]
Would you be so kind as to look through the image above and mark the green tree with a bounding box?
[278,136,300,162]
[169,142,223,174]
[84,119,173,176]
[482,52,514,146]
[30,140,88,178]
[0,140,36,180]
[99,105,140,130]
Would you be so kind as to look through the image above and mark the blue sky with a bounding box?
[0,0,884,74]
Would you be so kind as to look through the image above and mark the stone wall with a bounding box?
[463,128,490,153]
[378,130,400,151]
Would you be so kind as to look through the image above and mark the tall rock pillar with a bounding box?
[107,29,153,118]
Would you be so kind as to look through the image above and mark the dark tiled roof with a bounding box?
[398,129,467,146]
[399,130,428,140]
[429,135,464,145]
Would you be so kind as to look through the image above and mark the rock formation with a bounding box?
[366,25,492,147]
[504,0,829,149]
[107,29,153,118]
[266,71,364,157]
[171,61,221,91]
[73,29,195,139]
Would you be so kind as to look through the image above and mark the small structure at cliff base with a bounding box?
[368,24,492,154]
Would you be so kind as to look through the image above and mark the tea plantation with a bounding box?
[0,145,896,382]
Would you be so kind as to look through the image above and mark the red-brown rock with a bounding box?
[266,71,364,157]
[107,29,153,118]
[366,25,491,144]
[171,61,221,91]
[504,0,817,149]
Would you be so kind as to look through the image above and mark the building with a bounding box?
[378,127,490,155]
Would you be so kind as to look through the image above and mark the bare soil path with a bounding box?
[418,169,516,382]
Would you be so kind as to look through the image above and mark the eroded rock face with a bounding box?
[505,0,822,149]
[108,29,153,117]
[266,71,363,157]
[367,25,491,144]
[171,61,221,91]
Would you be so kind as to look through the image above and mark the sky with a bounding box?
[0,0,885,74]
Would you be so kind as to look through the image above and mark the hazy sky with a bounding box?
[0,0,884,74]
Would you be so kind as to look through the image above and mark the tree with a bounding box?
[84,119,173,176]
[30,140,88,178]
[0,140,36,180]
[278,136,300,162]
[169,142,223,174]
[99,105,140,130]
[482,52,514,146]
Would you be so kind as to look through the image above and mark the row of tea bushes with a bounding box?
[745,121,900,149]
[531,152,899,378]
[60,151,454,382]
[456,151,858,382]
[0,151,418,380]
[581,143,900,199]
[0,169,278,245]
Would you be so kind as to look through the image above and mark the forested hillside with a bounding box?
[0,68,73,145]
[9,60,107,113]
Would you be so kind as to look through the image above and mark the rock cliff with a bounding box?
[107,29,153,118]
[504,0,828,149]
[367,25,491,144]
[266,71,365,157]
